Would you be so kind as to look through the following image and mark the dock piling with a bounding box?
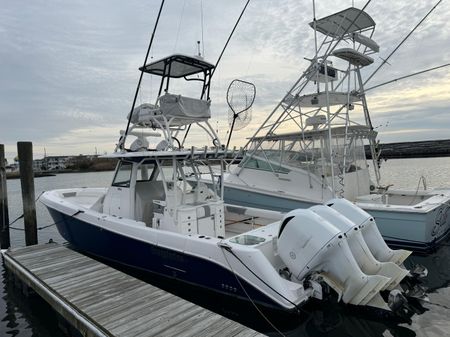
[0,144,11,249]
[17,142,37,246]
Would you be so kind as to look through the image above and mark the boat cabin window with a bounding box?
[112,161,133,187]
[239,156,290,174]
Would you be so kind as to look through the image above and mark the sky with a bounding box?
[1,0,449,162]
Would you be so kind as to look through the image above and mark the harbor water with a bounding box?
[2,157,450,336]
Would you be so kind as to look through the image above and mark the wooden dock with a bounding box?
[2,243,264,337]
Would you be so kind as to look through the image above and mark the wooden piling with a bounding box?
[0,144,11,249]
[17,142,37,246]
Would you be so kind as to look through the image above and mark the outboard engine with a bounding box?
[326,198,411,265]
[278,209,390,308]
[310,205,409,290]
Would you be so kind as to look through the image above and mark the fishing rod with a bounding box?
[363,0,443,86]
[118,0,165,152]
[181,0,251,148]
[364,63,450,93]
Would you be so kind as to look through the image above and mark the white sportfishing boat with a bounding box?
[222,6,450,251]
[40,52,423,315]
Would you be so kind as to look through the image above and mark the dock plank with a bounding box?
[107,297,198,334]
[2,243,265,337]
[117,302,205,337]
[89,289,171,324]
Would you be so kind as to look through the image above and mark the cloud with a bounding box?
[1,0,450,161]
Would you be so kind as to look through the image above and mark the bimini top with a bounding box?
[310,7,375,38]
[139,54,215,78]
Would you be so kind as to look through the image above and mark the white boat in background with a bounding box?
[40,52,423,316]
[222,7,450,252]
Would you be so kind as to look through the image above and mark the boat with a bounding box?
[221,6,450,252]
[40,52,423,316]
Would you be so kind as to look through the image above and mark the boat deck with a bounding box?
[224,210,278,238]
[2,243,265,337]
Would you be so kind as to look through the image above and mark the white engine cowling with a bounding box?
[277,209,390,307]
[310,205,409,290]
[326,198,411,265]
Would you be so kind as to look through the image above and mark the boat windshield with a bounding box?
[242,129,368,178]
[112,161,133,187]
[131,157,223,205]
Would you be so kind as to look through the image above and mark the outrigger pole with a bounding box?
[119,0,165,151]
[181,0,251,148]
[211,0,251,80]
[364,63,450,93]
[363,0,443,86]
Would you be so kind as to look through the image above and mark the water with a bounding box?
[1,158,450,337]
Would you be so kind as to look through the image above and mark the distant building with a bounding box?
[44,156,70,170]
[33,159,45,172]
[32,156,72,171]
[30,154,102,172]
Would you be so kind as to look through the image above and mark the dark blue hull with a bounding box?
[47,208,296,313]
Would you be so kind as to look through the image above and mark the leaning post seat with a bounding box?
[159,93,211,121]
[130,93,211,127]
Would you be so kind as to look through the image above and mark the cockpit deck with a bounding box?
[51,188,282,240]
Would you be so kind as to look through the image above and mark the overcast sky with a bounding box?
[1,0,449,161]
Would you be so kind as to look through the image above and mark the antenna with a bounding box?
[226,79,256,149]
[197,40,201,57]
[181,0,251,146]
[200,0,205,57]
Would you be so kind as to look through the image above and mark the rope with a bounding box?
[220,244,286,336]
[220,244,306,312]
[9,210,83,232]
[8,191,45,227]
[9,214,24,227]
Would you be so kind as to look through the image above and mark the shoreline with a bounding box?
[366,139,450,159]
[6,168,115,180]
